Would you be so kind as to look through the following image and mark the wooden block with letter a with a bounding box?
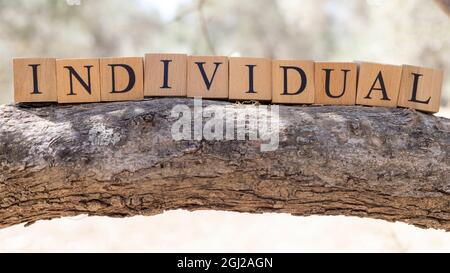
[100,57,144,102]
[272,60,315,104]
[187,55,229,99]
[229,57,272,101]
[144,53,187,97]
[56,58,101,103]
[397,65,444,113]
[315,62,357,105]
[356,62,403,108]
[13,58,57,103]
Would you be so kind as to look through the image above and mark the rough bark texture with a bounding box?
[0,98,449,231]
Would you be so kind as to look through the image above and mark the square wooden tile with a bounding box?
[13,58,57,103]
[272,60,315,104]
[229,57,272,101]
[397,65,444,113]
[144,53,187,97]
[100,57,144,102]
[187,56,229,99]
[315,62,357,105]
[56,59,101,103]
[356,62,403,108]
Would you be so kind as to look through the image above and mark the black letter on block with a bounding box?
[364,71,390,101]
[323,69,350,98]
[408,73,430,104]
[29,64,42,94]
[246,64,257,93]
[108,64,136,93]
[64,66,93,95]
[160,60,172,89]
[195,62,222,90]
[280,66,307,95]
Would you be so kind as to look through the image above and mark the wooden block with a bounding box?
[397,65,444,113]
[13,58,57,103]
[229,57,272,101]
[356,62,403,108]
[56,59,101,103]
[314,62,357,105]
[144,53,187,97]
[187,56,229,99]
[272,60,315,104]
[100,57,144,102]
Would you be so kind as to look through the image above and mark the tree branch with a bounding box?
[0,99,449,230]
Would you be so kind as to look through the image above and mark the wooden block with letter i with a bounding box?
[397,65,444,113]
[144,53,187,97]
[56,58,101,103]
[356,62,403,108]
[229,57,272,101]
[100,57,144,102]
[187,55,229,99]
[272,60,315,104]
[315,62,357,105]
[13,58,57,103]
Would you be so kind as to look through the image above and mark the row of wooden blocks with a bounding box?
[13,54,444,113]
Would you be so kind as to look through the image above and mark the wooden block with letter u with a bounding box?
[187,55,229,99]
[100,57,144,102]
[229,57,272,101]
[272,60,315,104]
[356,62,403,108]
[56,58,101,103]
[315,62,357,105]
[397,65,444,113]
[13,58,57,103]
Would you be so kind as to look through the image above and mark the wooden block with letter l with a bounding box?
[13,58,57,103]
[187,55,229,99]
[272,60,315,104]
[56,58,101,103]
[314,62,357,105]
[144,53,187,97]
[397,65,444,113]
[229,57,272,101]
[100,57,144,102]
[356,62,403,108]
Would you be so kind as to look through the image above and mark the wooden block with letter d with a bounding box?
[13,58,57,103]
[397,65,444,113]
[100,57,144,102]
[56,58,101,103]
[315,62,357,105]
[144,53,187,97]
[272,60,315,104]
[187,55,228,99]
[229,57,272,101]
[356,62,403,108]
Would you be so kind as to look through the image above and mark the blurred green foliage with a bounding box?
[1,0,449,105]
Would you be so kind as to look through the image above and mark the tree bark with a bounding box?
[0,98,449,231]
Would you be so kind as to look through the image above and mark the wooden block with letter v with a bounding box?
[397,65,444,113]
[315,62,357,105]
[100,57,144,102]
[229,57,272,101]
[272,60,315,104]
[356,62,403,108]
[13,58,57,103]
[145,53,187,97]
[187,55,229,99]
[56,58,101,103]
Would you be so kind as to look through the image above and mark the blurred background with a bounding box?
[0,0,450,251]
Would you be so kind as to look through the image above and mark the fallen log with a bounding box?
[0,98,449,231]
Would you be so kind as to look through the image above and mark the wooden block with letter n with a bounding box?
[397,65,444,113]
[356,62,402,108]
[229,57,272,101]
[315,62,357,105]
[187,55,229,99]
[13,58,57,103]
[144,53,187,97]
[56,58,101,103]
[272,60,315,104]
[100,57,144,102]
